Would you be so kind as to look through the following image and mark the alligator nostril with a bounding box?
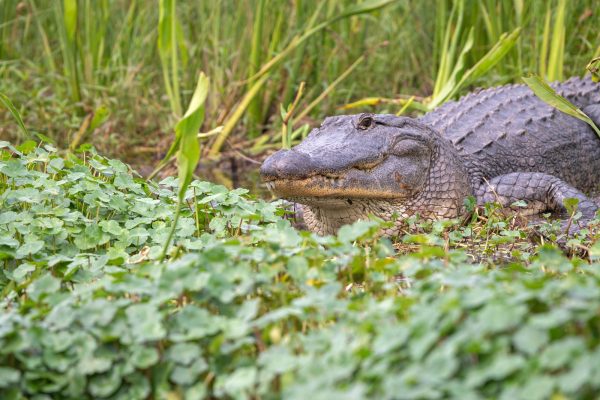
[260,149,313,180]
[260,150,289,178]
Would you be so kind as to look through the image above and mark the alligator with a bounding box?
[260,77,600,236]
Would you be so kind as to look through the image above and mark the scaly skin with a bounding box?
[261,77,600,235]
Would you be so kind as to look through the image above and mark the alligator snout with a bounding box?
[260,149,314,181]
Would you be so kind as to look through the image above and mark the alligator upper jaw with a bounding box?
[264,173,403,203]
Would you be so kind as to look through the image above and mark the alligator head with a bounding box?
[260,114,472,235]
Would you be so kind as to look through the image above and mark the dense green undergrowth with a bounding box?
[1,141,600,399]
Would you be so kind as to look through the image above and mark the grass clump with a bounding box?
[1,142,600,399]
[0,1,598,162]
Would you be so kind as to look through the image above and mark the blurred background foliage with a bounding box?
[0,0,598,167]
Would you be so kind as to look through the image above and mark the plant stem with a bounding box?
[160,197,181,262]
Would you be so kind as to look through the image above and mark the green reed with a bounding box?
[0,0,598,158]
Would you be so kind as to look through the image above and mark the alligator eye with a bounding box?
[357,115,374,130]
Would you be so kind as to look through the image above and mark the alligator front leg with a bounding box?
[475,172,598,233]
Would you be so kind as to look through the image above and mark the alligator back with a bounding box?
[419,77,600,194]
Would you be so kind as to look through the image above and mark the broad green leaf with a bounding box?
[126,303,166,342]
[538,338,585,370]
[217,367,258,397]
[27,272,61,301]
[558,354,595,393]
[176,72,209,200]
[16,239,45,259]
[465,354,526,387]
[519,375,555,400]
[0,367,21,388]
[130,345,160,369]
[171,359,207,385]
[167,343,201,365]
[88,368,122,398]
[74,225,110,250]
[159,72,209,260]
[513,325,548,355]
[0,236,19,248]
[169,306,221,341]
[11,263,36,284]
[523,74,600,137]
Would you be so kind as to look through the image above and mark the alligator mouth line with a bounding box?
[264,172,400,200]
[264,174,347,194]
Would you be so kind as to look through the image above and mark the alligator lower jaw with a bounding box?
[264,176,402,202]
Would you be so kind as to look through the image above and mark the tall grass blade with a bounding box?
[523,75,600,137]
[430,27,521,108]
[433,0,465,98]
[281,82,306,149]
[295,55,365,123]
[170,0,182,115]
[430,28,474,108]
[432,0,448,80]
[249,0,397,82]
[340,96,428,112]
[63,0,77,50]
[0,0,18,59]
[396,96,415,116]
[539,5,551,78]
[62,0,81,103]
[208,74,270,156]
[82,0,109,85]
[158,0,183,117]
[208,0,397,156]
[3,0,599,155]
[547,0,566,81]
[247,0,266,134]
[112,0,138,73]
[160,72,209,261]
[0,92,30,140]
[28,0,56,73]
[281,2,326,106]
[455,27,521,85]
[70,113,92,151]
[513,0,525,75]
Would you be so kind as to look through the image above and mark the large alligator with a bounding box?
[260,77,600,236]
